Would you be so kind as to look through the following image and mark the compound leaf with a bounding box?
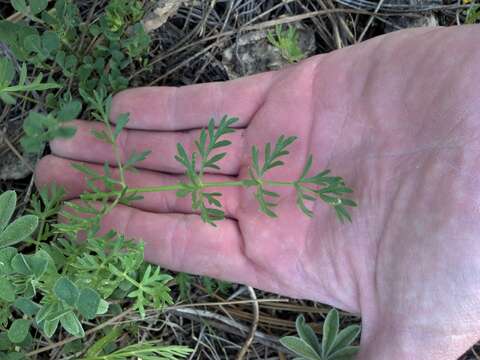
[57,99,82,122]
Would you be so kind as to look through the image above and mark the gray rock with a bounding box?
[0,150,37,181]
[222,24,316,79]
[384,0,440,32]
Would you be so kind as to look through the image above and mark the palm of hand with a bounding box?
[36,26,480,358]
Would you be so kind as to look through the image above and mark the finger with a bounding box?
[35,155,241,218]
[110,71,276,130]
[78,202,258,285]
[50,120,246,175]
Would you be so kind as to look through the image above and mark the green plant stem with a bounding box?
[11,92,42,105]
[35,216,46,251]
[80,180,296,201]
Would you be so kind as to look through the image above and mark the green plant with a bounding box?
[176,272,232,301]
[0,58,60,105]
[1,0,357,357]
[465,3,480,24]
[77,113,356,226]
[0,0,192,356]
[1,0,151,154]
[280,310,361,360]
[0,185,191,357]
[267,24,306,63]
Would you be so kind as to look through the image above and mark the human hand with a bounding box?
[36,25,480,359]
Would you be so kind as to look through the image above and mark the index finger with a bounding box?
[110,71,276,130]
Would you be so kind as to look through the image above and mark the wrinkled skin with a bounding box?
[36,26,480,358]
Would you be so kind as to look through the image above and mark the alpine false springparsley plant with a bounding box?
[77,108,357,226]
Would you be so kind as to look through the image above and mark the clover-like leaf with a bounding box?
[60,311,84,337]
[11,254,31,275]
[57,99,82,122]
[76,288,101,320]
[0,214,38,248]
[54,277,80,306]
[0,246,17,275]
[42,318,59,338]
[0,191,16,233]
[7,319,31,344]
[14,298,41,316]
[42,31,60,54]
[0,278,15,302]
[11,0,28,13]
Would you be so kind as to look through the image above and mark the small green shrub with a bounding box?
[465,4,480,24]
[267,24,306,63]
[280,309,361,360]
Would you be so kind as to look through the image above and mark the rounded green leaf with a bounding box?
[76,288,100,320]
[0,247,17,274]
[28,250,50,278]
[42,319,59,338]
[11,0,28,13]
[0,332,11,351]
[0,191,16,233]
[20,136,44,154]
[30,0,48,15]
[96,299,109,315]
[23,34,42,54]
[14,298,40,316]
[11,254,31,275]
[0,215,38,248]
[7,319,31,344]
[60,312,82,337]
[55,126,77,139]
[42,31,60,53]
[57,100,82,122]
[0,278,15,302]
[54,277,79,306]
[36,303,55,323]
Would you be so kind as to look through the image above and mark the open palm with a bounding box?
[36,25,480,359]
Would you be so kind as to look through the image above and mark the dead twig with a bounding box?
[235,286,259,360]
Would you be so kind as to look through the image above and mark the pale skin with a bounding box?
[35,26,480,358]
